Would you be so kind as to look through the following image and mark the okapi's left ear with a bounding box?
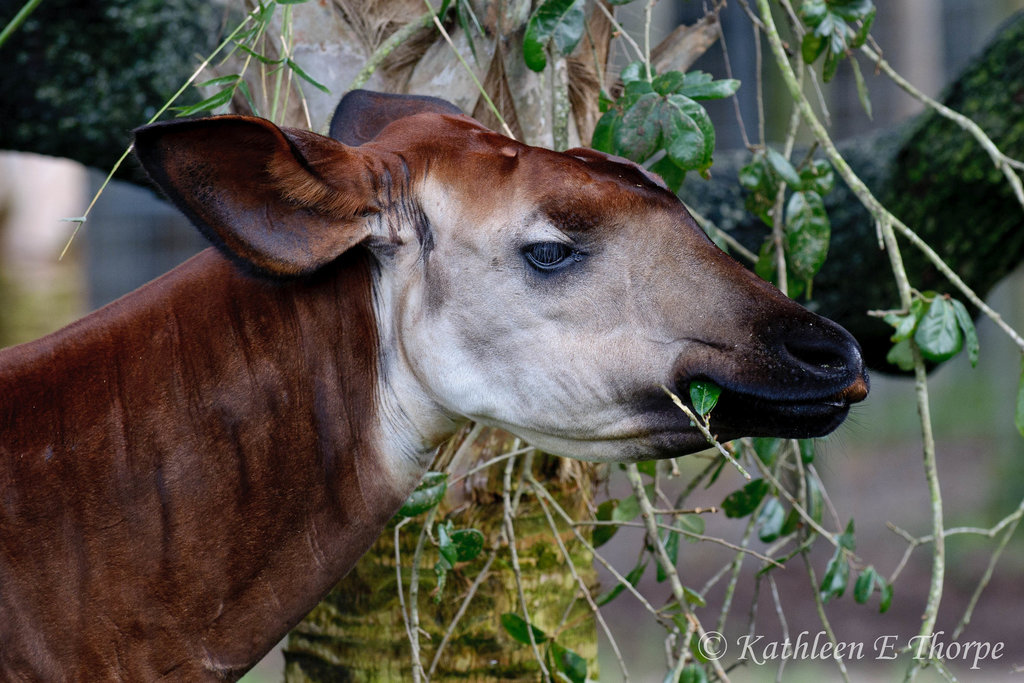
[134,115,377,277]
[329,89,463,146]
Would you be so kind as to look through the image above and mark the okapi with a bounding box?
[0,91,867,680]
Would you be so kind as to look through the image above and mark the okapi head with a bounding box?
[136,90,868,466]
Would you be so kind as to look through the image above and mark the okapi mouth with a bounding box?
[700,373,870,443]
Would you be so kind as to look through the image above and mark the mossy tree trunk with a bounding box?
[284,428,600,681]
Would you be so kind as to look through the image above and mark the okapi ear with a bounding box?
[134,116,376,277]
[329,89,463,146]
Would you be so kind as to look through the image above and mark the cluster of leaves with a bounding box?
[175,0,329,119]
[883,292,980,371]
[591,64,739,190]
[740,149,835,298]
[799,0,876,115]
[721,441,893,613]
[500,613,589,683]
[395,472,485,601]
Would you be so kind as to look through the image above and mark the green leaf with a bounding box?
[851,6,876,48]
[689,379,722,416]
[765,147,802,187]
[590,110,619,152]
[722,479,769,518]
[838,519,856,551]
[1015,358,1024,438]
[950,298,979,367]
[677,513,705,541]
[612,493,642,523]
[785,190,831,281]
[197,74,243,89]
[595,560,646,605]
[450,528,484,562]
[286,58,330,94]
[819,549,849,602]
[522,0,586,72]
[649,155,686,193]
[752,437,782,466]
[683,585,706,607]
[397,472,448,517]
[798,438,816,464]
[886,338,915,371]
[854,565,877,604]
[173,88,233,117]
[437,522,459,569]
[850,57,873,119]
[652,71,686,95]
[822,45,841,82]
[614,92,662,162]
[878,579,894,613]
[550,642,587,683]
[679,664,709,683]
[914,297,963,362]
[677,75,740,101]
[501,612,549,645]
[806,474,824,525]
[657,527,681,582]
[593,499,619,548]
[620,60,647,85]
[237,44,283,65]
[798,159,834,195]
[801,31,828,65]
[757,497,787,542]
[663,95,715,173]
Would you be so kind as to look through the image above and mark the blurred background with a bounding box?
[2,1,1024,680]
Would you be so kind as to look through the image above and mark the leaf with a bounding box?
[757,493,787,537]
[950,298,980,367]
[677,513,705,541]
[752,437,782,466]
[819,549,849,602]
[522,0,586,72]
[854,565,877,604]
[590,110,619,152]
[886,338,915,371]
[914,297,963,362]
[550,642,587,683]
[663,95,714,173]
[878,579,894,613]
[851,6,876,48]
[593,499,619,548]
[677,74,740,101]
[689,379,722,416]
[450,528,484,562]
[838,519,856,550]
[679,664,709,683]
[850,57,873,119]
[801,31,827,65]
[722,479,769,518]
[798,159,834,195]
[501,612,549,645]
[757,497,787,542]
[286,58,330,94]
[652,71,686,95]
[619,60,647,85]
[437,522,458,569]
[612,495,640,522]
[595,560,646,606]
[657,527,681,582]
[683,585,706,607]
[798,438,816,464]
[785,190,831,281]
[765,147,802,187]
[614,92,662,162]
[397,472,448,517]
[173,88,233,117]
[806,474,824,525]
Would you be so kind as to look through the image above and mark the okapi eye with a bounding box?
[523,242,581,271]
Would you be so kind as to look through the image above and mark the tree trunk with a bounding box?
[283,428,599,681]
